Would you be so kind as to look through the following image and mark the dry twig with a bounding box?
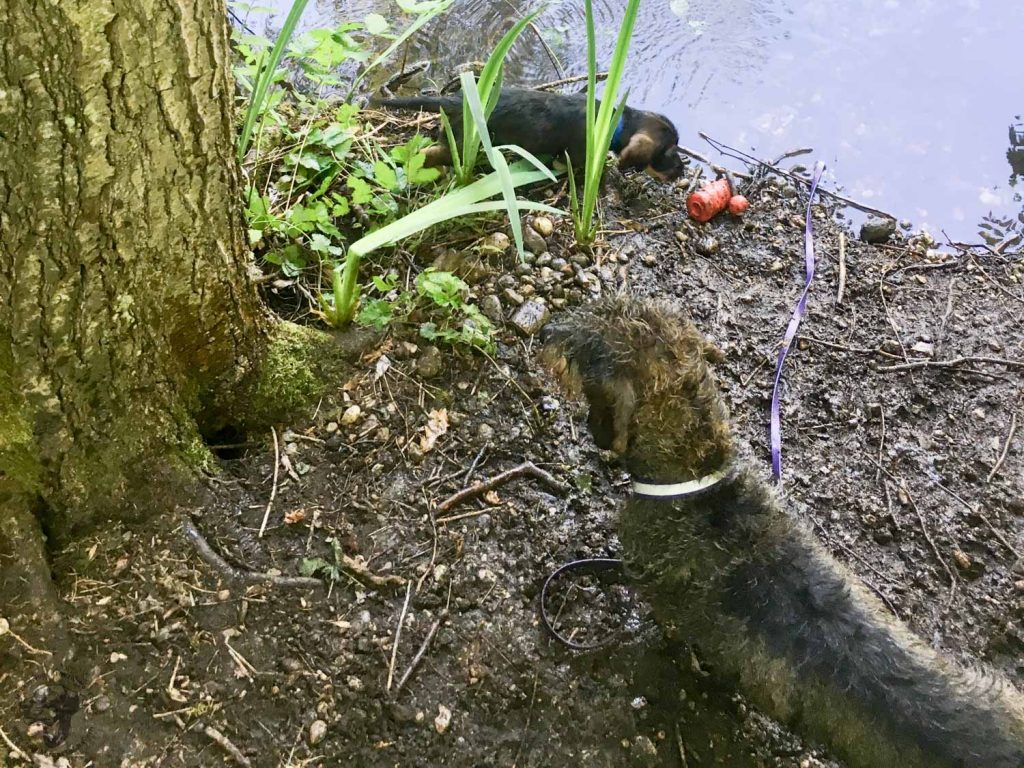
[387,582,413,693]
[988,412,1019,483]
[258,426,280,538]
[203,725,252,767]
[433,461,569,516]
[182,518,322,589]
[395,610,447,693]
[876,355,1024,373]
[837,231,847,304]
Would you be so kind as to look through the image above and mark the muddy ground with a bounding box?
[4,160,1023,768]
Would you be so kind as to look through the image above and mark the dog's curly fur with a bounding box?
[541,297,1024,768]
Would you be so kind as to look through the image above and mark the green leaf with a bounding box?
[347,176,373,205]
[309,233,332,253]
[363,13,389,34]
[356,298,394,329]
[419,321,439,340]
[331,195,351,217]
[373,160,400,192]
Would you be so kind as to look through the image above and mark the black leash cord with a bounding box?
[539,557,635,650]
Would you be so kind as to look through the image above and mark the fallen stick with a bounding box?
[386,582,413,693]
[987,412,1019,484]
[837,231,847,304]
[182,519,322,590]
[876,355,1024,373]
[395,610,447,693]
[536,71,608,91]
[433,461,569,516]
[203,725,252,767]
[257,426,280,538]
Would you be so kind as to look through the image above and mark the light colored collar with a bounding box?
[631,470,727,499]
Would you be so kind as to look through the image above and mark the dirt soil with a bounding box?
[4,162,1023,768]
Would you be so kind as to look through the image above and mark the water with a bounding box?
[246,0,1024,243]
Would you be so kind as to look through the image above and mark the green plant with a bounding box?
[235,1,452,159]
[320,162,560,327]
[441,10,540,187]
[237,0,309,161]
[568,0,642,245]
[357,269,496,352]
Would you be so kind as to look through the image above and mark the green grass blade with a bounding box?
[238,0,309,161]
[493,144,557,181]
[461,71,527,257]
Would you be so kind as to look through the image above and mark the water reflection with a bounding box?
[249,0,1024,244]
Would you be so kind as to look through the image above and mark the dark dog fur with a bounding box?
[541,297,1024,768]
[373,88,685,181]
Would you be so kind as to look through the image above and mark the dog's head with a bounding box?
[617,112,685,182]
[541,297,732,480]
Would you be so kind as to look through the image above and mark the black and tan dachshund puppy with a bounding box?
[374,88,685,182]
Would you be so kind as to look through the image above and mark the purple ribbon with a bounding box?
[770,161,826,482]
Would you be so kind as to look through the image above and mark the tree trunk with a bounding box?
[1,0,264,533]
[0,0,265,656]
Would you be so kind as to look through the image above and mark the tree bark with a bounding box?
[0,0,265,544]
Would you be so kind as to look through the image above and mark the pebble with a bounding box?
[325,421,338,434]
[911,341,934,357]
[434,704,452,734]
[346,675,363,692]
[309,719,328,745]
[93,695,111,713]
[416,346,443,379]
[340,405,361,426]
[531,216,554,237]
[481,231,510,253]
[519,283,536,297]
[479,294,504,324]
[511,299,550,336]
[497,274,517,289]
[695,236,719,256]
[503,288,525,305]
[550,257,568,271]
[860,216,897,244]
[477,423,495,441]
[522,226,548,256]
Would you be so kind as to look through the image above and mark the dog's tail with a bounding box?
[370,95,462,114]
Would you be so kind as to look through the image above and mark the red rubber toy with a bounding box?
[687,178,732,222]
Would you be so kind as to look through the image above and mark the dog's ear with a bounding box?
[617,131,657,171]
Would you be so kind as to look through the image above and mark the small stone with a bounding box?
[434,704,452,734]
[531,216,554,237]
[953,549,972,571]
[497,274,517,289]
[519,283,536,297]
[477,423,495,441]
[480,231,510,253]
[695,236,719,256]
[641,253,657,266]
[860,216,897,244]
[522,226,547,256]
[341,405,361,426]
[479,294,504,324]
[346,675,363,692]
[325,421,339,434]
[503,288,525,305]
[309,719,328,745]
[510,299,550,337]
[911,341,934,357]
[394,341,419,359]
[93,695,111,713]
[417,346,443,379]
[550,257,568,271]
[674,230,688,243]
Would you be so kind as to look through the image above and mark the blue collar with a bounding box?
[610,115,625,152]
